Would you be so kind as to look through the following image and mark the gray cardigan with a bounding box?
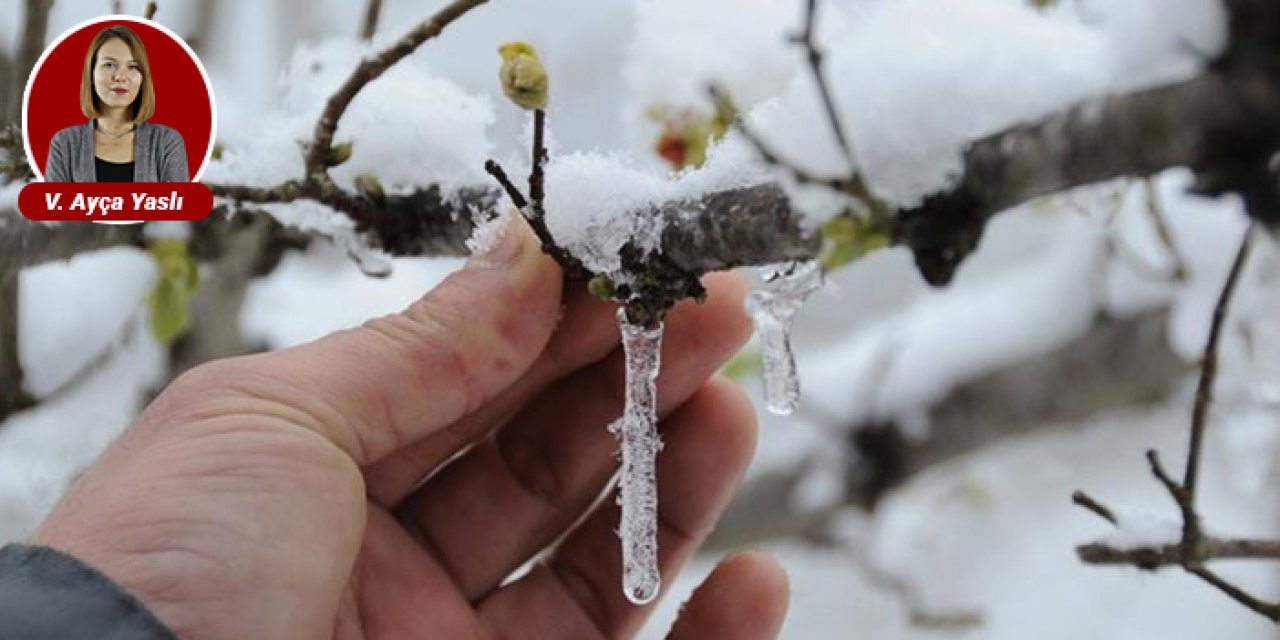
[46,121,188,182]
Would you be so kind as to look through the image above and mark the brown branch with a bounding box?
[359,0,383,41]
[708,84,845,192]
[790,0,854,173]
[0,210,146,272]
[5,0,54,123]
[1073,226,1271,620]
[529,108,548,218]
[144,2,158,20]
[13,57,1280,286]
[1079,538,1280,567]
[0,272,35,422]
[484,160,528,208]
[1072,491,1117,525]
[1183,223,1255,500]
[306,0,489,179]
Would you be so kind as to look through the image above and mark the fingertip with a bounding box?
[721,550,791,610]
[668,550,791,640]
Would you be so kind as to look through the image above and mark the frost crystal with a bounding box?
[465,210,508,257]
[746,260,823,415]
[608,308,664,605]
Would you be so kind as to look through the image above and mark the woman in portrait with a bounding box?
[45,25,187,182]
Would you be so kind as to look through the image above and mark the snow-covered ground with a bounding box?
[4,0,1280,637]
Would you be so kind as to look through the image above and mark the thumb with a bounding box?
[195,212,563,464]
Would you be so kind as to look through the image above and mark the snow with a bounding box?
[2,0,1277,638]
[543,135,769,273]
[19,248,157,397]
[610,308,665,605]
[1100,509,1184,550]
[3,253,164,541]
[241,241,462,349]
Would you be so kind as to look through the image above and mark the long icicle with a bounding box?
[746,260,823,415]
[610,307,664,605]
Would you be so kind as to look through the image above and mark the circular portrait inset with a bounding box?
[23,16,215,183]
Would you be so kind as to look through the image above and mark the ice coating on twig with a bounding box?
[746,260,823,415]
[608,308,664,605]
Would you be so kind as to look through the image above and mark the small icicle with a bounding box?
[333,229,393,278]
[608,307,664,605]
[745,260,823,415]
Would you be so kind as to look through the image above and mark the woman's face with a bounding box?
[92,38,142,112]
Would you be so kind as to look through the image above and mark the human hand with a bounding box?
[32,214,790,639]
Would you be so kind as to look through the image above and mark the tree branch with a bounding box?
[1078,537,1280,567]
[359,0,383,41]
[306,0,489,179]
[0,272,35,422]
[0,210,146,272]
[1072,225,1277,621]
[5,0,53,123]
[12,36,1280,289]
[1183,224,1255,500]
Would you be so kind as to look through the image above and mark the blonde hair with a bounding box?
[80,25,155,124]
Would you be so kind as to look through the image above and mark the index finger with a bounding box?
[178,214,563,465]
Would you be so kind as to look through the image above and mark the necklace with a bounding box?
[96,124,135,140]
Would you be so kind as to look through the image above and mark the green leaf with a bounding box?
[720,346,762,382]
[818,216,889,271]
[146,239,199,344]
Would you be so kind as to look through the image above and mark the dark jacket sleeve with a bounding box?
[0,543,178,639]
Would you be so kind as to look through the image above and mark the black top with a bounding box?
[95,157,135,183]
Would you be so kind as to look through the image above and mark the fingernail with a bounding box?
[466,211,524,269]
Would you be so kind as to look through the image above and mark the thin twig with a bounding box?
[306,0,489,179]
[1142,178,1188,281]
[790,0,855,171]
[1074,224,1274,620]
[484,157,582,276]
[360,0,383,41]
[707,84,845,192]
[144,1,157,20]
[529,108,548,219]
[484,160,528,209]
[206,180,377,229]
[1183,223,1255,501]
[1147,449,1202,551]
[707,83,891,228]
[1080,537,1280,567]
[1072,491,1118,525]
[1188,566,1280,621]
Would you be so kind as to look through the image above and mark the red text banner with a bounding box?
[19,183,213,222]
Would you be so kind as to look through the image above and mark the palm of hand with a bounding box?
[33,224,788,640]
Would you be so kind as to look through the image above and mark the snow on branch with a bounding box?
[1071,225,1280,623]
[305,0,489,179]
[6,60,1275,289]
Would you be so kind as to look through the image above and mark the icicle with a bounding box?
[608,308,664,605]
[333,229,393,278]
[746,260,823,415]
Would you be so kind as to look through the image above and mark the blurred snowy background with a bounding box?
[3,0,1280,637]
